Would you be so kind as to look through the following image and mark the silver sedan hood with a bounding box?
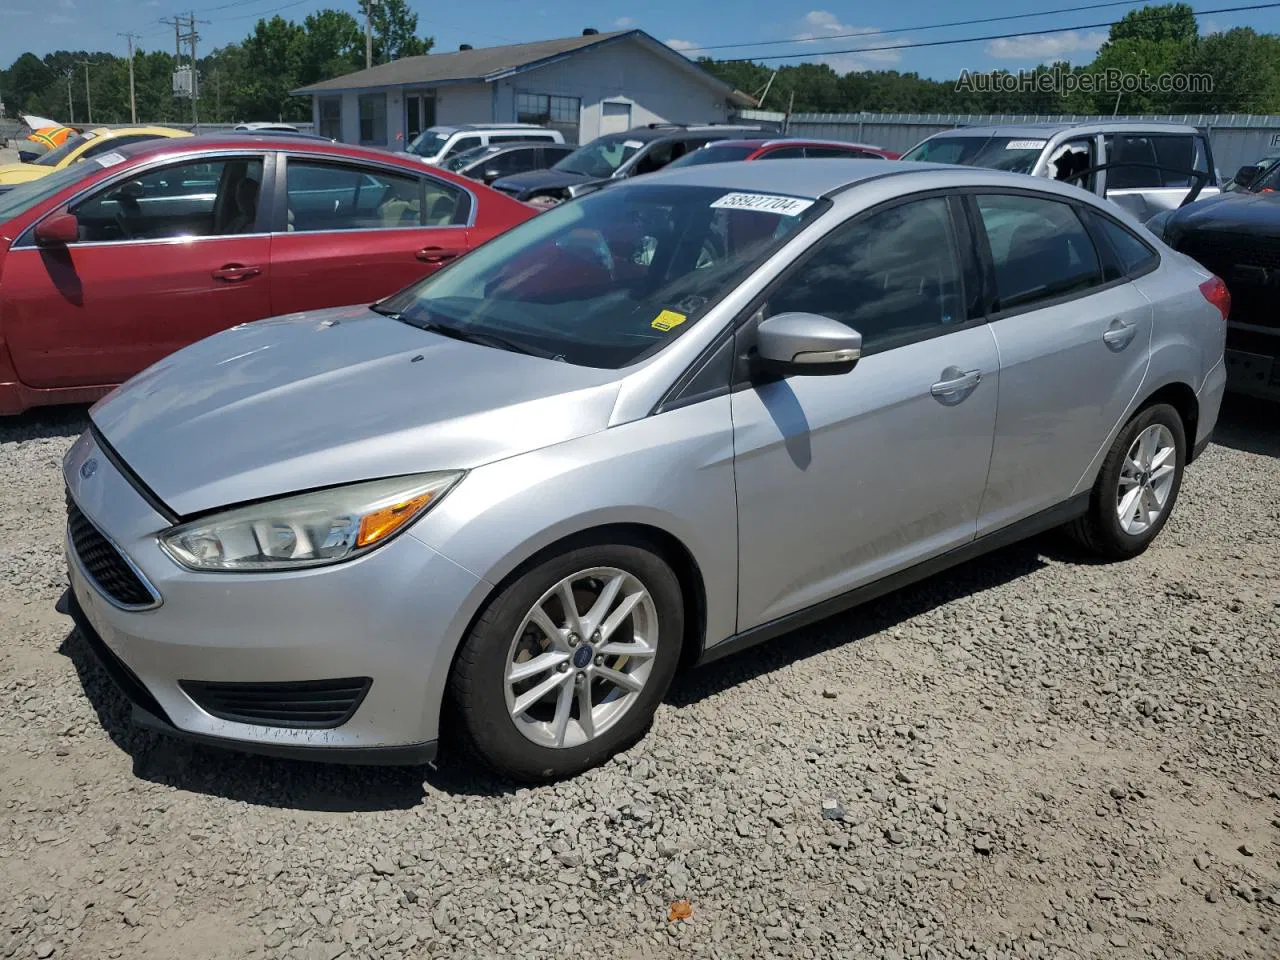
[90,305,623,517]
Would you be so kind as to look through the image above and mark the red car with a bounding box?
[665,137,902,169]
[0,136,536,414]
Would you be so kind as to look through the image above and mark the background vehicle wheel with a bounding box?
[1066,402,1186,560]
[449,539,684,782]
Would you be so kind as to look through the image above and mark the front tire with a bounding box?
[449,539,683,782]
[1067,402,1186,559]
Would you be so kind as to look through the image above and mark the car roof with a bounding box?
[641,157,1107,202]
[702,137,886,151]
[429,123,551,134]
[926,121,1202,139]
[87,125,191,139]
[114,135,427,167]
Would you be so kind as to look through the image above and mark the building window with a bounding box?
[318,97,342,141]
[358,93,387,146]
[516,92,581,143]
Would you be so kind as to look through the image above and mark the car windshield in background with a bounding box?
[378,183,824,368]
[551,137,643,178]
[407,131,451,158]
[33,133,93,167]
[666,145,758,169]
[0,162,101,222]
[441,145,496,172]
[1249,161,1280,193]
[902,135,1046,174]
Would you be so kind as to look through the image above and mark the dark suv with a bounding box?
[488,123,761,204]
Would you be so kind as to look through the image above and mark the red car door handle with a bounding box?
[212,264,262,282]
[416,247,459,264]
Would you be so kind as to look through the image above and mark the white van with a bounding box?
[406,124,565,165]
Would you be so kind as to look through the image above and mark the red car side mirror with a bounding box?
[34,212,79,247]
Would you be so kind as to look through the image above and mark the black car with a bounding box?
[489,123,761,204]
[439,141,576,185]
[1153,160,1280,401]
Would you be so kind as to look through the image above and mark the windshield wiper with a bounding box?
[369,302,402,319]
[415,320,548,359]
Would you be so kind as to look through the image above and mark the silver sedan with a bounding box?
[62,159,1227,781]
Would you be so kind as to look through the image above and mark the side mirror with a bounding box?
[481,168,501,183]
[756,312,862,369]
[33,212,80,247]
[1233,164,1262,188]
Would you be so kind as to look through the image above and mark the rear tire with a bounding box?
[1066,402,1185,560]
[449,539,683,782]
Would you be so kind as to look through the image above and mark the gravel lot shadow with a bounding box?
[1212,394,1280,458]
[669,539,1048,706]
[0,404,89,442]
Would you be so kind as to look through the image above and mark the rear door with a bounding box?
[971,191,1152,534]
[268,155,472,313]
[0,153,272,389]
[1102,133,1212,219]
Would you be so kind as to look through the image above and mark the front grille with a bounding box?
[179,677,372,729]
[67,495,157,608]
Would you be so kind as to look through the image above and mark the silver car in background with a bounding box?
[63,160,1227,781]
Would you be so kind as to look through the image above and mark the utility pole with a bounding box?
[119,33,139,124]
[161,12,208,130]
[189,12,199,130]
[65,70,74,124]
[365,0,378,68]
[79,61,93,125]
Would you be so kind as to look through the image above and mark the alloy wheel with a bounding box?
[1116,423,1177,536]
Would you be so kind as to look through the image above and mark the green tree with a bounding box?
[357,0,434,63]
[1176,28,1280,113]
[302,9,363,83]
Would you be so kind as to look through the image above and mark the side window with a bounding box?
[767,197,966,355]
[70,157,262,242]
[285,160,465,231]
[1151,135,1198,188]
[803,147,857,159]
[543,145,574,165]
[444,136,481,158]
[1082,208,1159,279]
[1047,138,1096,192]
[483,150,527,177]
[633,141,676,175]
[489,134,532,144]
[761,146,806,159]
[975,194,1102,312]
[1105,134,1160,190]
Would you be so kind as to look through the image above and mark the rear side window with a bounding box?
[975,194,1102,312]
[1082,209,1159,279]
[760,146,806,159]
[804,146,858,158]
[445,136,481,158]
[489,134,537,144]
[284,160,466,231]
[1105,134,1160,189]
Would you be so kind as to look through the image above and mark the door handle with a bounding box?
[1103,318,1138,350]
[212,264,262,282]
[931,367,982,404]
[416,247,460,264]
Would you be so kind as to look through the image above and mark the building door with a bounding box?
[405,93,436,144]
[600,101,632,136]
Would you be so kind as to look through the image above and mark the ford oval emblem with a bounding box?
[80,458,98,480]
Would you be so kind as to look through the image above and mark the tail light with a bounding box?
[1199,276,1230,321]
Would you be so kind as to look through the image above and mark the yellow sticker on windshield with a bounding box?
[652,310,687,332]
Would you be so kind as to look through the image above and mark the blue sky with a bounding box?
[2,0,1279,80]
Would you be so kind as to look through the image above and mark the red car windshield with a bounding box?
[0,163,102,224]
[666,145,758,169]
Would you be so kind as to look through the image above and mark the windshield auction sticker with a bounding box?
[1004,140,1048,150]
[94,152,128,168]
[710,193,815,216]
[651,310,687,331]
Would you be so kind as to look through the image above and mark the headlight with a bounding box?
[158,472,462,572]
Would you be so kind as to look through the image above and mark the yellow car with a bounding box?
[0,126,192,188]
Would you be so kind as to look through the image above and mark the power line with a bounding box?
[715,0,1280,63]
[683,0,1151,54]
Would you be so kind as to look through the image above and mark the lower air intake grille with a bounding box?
[67,495,157,608]
[179,677,372,728]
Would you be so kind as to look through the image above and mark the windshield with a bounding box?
[902,135,1047,174]
[552,137,643,178]
[441,145,496,172]
[0,162,101,223]
[407,131,451,158]
[666,145,757,169]
[377,183,823,368]
[1249,159,1280,193]
[33,133,94,168]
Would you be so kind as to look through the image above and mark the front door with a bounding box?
[404,93,435,146]
[0,154,272,389]
[269,156,471,314]
[732,195,999,630]
[971,192,1153,534]
[601,102,632,136]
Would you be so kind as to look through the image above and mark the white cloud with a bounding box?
[614,16,635,28]
[985,29,1108,61]
[665,38,699,53]
[791,10,905,73]
[1199,18,1223,35]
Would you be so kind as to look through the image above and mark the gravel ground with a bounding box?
[2,398,1278,960]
